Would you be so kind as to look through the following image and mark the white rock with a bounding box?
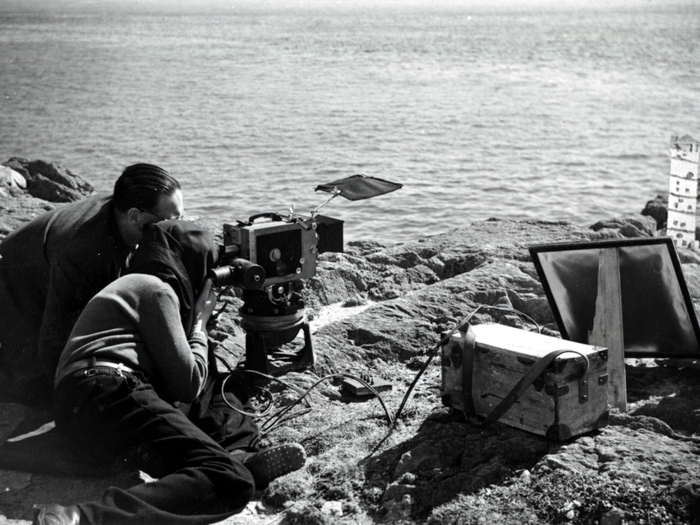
[0,166,27,189]
[321,501,343,516]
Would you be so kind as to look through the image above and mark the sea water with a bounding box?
[1,0,699,244]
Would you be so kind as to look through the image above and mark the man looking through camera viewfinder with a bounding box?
[0,163,183,405]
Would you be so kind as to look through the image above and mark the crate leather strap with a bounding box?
[459,324,478,418]
[461,333,590,426]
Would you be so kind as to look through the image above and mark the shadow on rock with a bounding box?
[632,395,700,436]
[626,363,700,432]
[364,410,551,522]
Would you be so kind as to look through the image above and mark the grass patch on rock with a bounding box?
[428,469,697,525]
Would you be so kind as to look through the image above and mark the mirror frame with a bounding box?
[529,237,700,358]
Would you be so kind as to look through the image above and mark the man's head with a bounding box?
[113,163,184,247]
[128,220,219,332]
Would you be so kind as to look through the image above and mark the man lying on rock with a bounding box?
[0,163,183,406]
[33,220,305,525]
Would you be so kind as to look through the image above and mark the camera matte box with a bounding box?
[441,324,609,440]
[314,215,344,254]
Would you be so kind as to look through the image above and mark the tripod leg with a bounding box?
[244,331,271,374]
[244,322,315,376]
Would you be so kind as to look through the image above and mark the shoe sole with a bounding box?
[245,443,306,487]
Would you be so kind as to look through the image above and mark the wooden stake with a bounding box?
[588,247,627,412]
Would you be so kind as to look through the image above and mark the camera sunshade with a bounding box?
[315,174,403,201]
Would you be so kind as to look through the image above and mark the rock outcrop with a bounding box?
[1,157,93,203]
[641,194,669,230]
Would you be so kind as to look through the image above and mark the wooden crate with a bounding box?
[441,324,609,440]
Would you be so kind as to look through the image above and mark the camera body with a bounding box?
[219,212,344,289]
[210,211,343,375]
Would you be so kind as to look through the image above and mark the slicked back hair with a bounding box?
[113,163,181,212]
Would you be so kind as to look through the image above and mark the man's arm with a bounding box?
[140,286,211,403]
[38,258,98,381]
[37,195,124,382]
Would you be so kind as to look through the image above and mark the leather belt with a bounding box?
[55,358,137,387]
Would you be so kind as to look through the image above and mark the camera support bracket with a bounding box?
[244,321,314,376]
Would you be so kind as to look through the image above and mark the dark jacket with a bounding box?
[0,195,131,385]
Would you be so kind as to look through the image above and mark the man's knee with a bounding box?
[201,455,256,514]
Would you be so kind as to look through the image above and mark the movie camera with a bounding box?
[208,174,402,376]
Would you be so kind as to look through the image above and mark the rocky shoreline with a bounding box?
[1,160,699,525]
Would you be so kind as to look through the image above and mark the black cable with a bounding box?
[243,369,315,401]
[263,408,313,435]
[479,304,543,334]
[261,373,394,435]
[218,368,394,435]
[214,352,233,372]
[390,307,482,429]
[220,372,275,418]
[219,368,314,419]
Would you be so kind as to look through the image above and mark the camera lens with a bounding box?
[209,259,265,290]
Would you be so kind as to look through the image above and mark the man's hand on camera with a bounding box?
[193,278,217,334]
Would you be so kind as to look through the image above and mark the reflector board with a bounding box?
[529,237,700,358]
